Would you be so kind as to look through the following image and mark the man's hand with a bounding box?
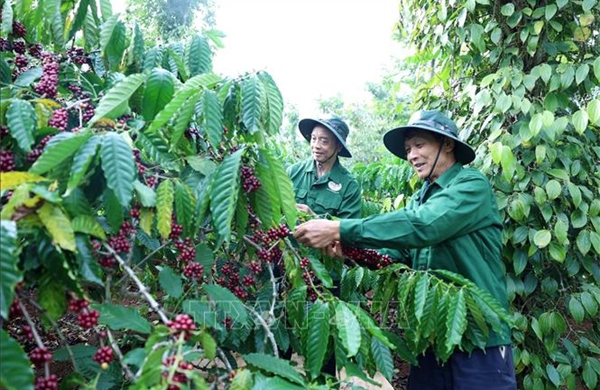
[294,219,341,248]
[296,203,315,216]
[325,241,345,259]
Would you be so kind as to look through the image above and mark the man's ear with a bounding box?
[444,138,455,153]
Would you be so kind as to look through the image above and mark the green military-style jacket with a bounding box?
[340,163,511,347]
[286,158,362,219]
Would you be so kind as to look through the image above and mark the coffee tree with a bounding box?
[1,0,513,389]
[397,0,600,388]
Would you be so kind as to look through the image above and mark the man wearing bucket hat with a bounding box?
[285,116,362,379]
[293,110,517,389]
[286,116,362,219]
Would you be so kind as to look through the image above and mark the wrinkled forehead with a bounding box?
[311,125,336,139]
[404,128,441,143]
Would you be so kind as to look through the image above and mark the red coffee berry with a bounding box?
[29,346,52,367]
[223,317,233,331]
[34,374,58,390]
[48,108,69,131]
[240,165,261,193]
[167,314,196,341]
[182,262,203,280]
[11,39,26,54]
[8,298,22,319]
[92,346,114,365]
[22,325,34,340]
[98,255,116,268]
[249,261,262,274]
[242,275,255,287]
[11,21,27,38]
[68,298,89,312]
[300,257,310,269]
[169,221,183,240]
[0,150,16,172]
[162,355,193,389]
[28,43,43,58]
[77,309,99,329]
[34,56,59,98]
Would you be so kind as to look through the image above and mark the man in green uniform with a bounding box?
[285,116,362,379]
[294,110,517,389]
[286,116,362,219]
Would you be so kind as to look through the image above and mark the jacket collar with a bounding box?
[304,158,346,182]
[431,162,462,189]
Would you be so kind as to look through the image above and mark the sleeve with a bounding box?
[339,173,492,250]
[336,179,363,219]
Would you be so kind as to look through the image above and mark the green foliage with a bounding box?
[0,329,34,390]
[398,0,600,388]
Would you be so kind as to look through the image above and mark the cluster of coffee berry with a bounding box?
[48,108,69,131]
[215,261,250,300]
[252,224,291,265]
[66,47,89,65]
[162,355,194,390]
[29,346,52,367]
[108,222,135,253]
[69,298,100,329]
[240,165,261,193]
[174,237,196,264]
[299,257,319,302]
[0,149,15,171]
[169,216,184,240]
[34,54,60,98]
[167,314,196,341]
[26,135,53,162]
[34,374,58,390]
[342,247,394,269]
[92,346,114,368]
[9,296,23,318]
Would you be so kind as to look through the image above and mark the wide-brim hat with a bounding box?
[298,117,352,158]
[383,110,475,164]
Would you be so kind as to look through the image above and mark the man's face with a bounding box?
[404,130,455,181]
[310,126,339,164]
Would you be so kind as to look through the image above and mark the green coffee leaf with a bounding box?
[370,337,394,381]
[100,133,135,206]
[142,68,175,121]
[241,75,262,134]
[71,215,107,240]
[156,179,174,239]
[242,353,304,386]
[159,266,183,299]
[209,148,243,243]
[202,284,248,326]
[37,203,77,252]
[94,302,152,334]
[308,257,333,288]
[66,135,101,195]
[89,73,146,125]
[0,329,34,390]
[335,302,361,357]
[305,300,330,379]
[0,221,21,319]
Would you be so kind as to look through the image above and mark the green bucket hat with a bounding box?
[298,117,352,158]
[383,110,475,164]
